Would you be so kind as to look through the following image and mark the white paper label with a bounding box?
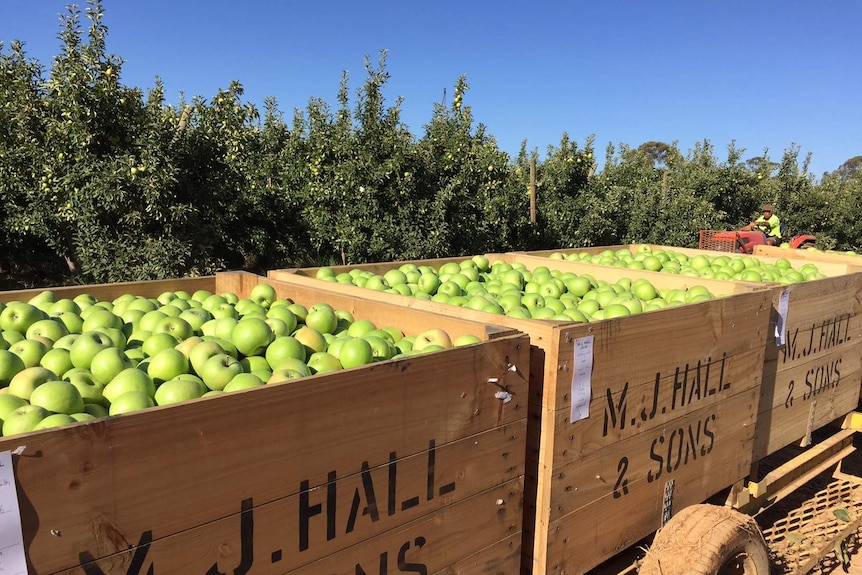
[0,451,26,574]
[775,288,790,346]
[571,335,594,422]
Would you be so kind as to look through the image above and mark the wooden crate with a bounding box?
[0,271,530,575]
[514,249,862,461]
[269,258,775,574]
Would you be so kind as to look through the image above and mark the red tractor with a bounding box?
[698,226,816,254]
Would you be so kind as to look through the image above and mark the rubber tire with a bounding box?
[639,504,770,575]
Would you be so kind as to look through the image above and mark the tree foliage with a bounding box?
[1,1,860,287]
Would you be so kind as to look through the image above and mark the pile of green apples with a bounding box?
[314,255,718,324]
[797,246,859,257]
[0,283,472,437]
[546,246,826,284]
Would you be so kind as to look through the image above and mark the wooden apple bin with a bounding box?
[268,255,788,574]
[0,271,530,574]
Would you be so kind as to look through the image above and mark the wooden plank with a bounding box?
[431,532,522,575]
[62,477,523,575]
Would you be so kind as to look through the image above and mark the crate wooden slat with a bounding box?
[0,271,530,574]
[269,258,774,575]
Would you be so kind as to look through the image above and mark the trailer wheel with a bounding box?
[639,504,770,575]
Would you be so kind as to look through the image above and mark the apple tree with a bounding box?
[411,76,526,257]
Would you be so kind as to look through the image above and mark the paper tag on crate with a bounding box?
[775,288,790,346]
[571,335,594,422]
[0,450,27,574]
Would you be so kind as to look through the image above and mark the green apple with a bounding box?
[189,340,226,376]
[223,373,264,392]
[90,347,134,385]
[103,368,156,403]
[178,308,211,332]
[0,394,28,426]
[306,351,343,374]
[69,331,114,370]
[126,297,159,314]
[266,306,298,334]
[338,337,374,369]
[29,380,85,414]
[52,310,84,334]
[108,390,155,415]
[92,326,127,350]
[34,413,78,430]
[0,302,46,334]
[147,348,189,385]
[264,336,306,369]
[199,353,244,391]
[267,358,310,379]
[3,404,51,436]
[66,370,107,406]
[154,378,206,406]
[25,317,69,343]
[264,318,292,337]
[52,333,81,351]
[174,335,204,358]
[231,318,274,357]
[305,303,338,335]
[141,332,181,358]
[83,403,109,418]
[81,308,124,332]
[293,326,327,356]
[39,347,74,377]
[453,334,482,347]
[49,298,81,315]
[346,319,377,338]
[9,338,49,368]
[138,310,169,333]
[212,317,239,341]
[0,349,26,386]
[249,283,278,309]
[154,316,194,342]
[364,335,395,361]
[413,329,453,352]
[239,355,270,373]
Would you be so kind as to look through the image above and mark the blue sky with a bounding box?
[2,1,860,177]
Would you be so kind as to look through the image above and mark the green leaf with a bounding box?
[833,508,851,522]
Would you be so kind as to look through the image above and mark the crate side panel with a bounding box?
[3,335,528,574]
[754,275,862,459]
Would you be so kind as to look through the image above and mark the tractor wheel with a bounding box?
[797,241,816,250]
[639,504,770,575]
